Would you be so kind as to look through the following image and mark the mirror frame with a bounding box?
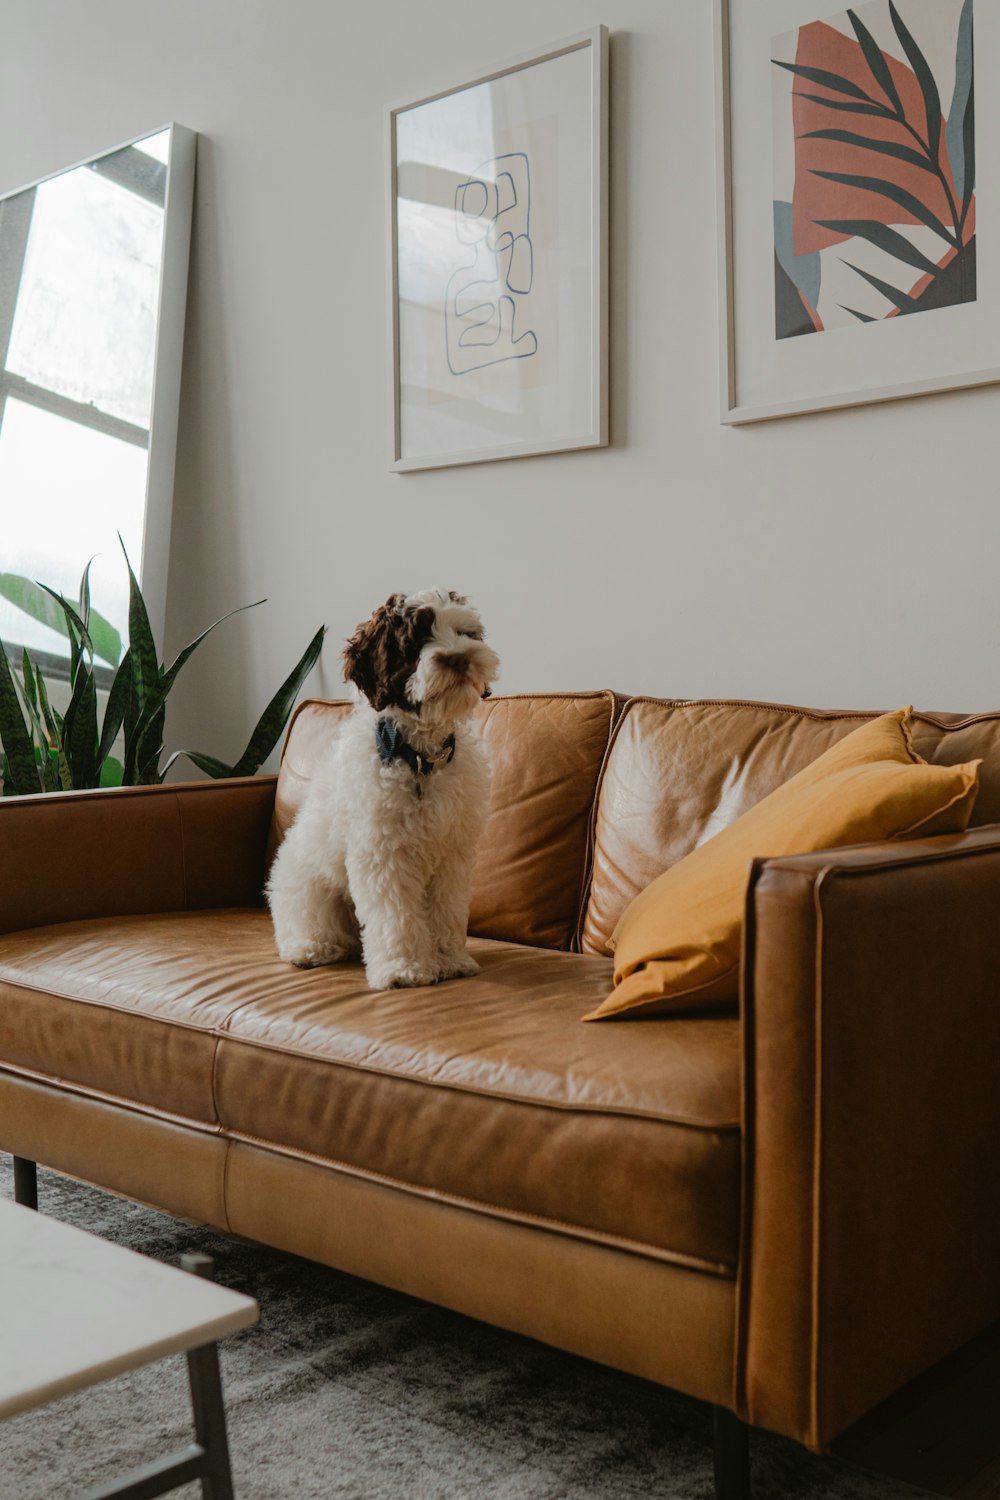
[0,122,196,665]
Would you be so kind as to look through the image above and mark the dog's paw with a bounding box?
[436,952,480,981]
[280,940,354,969]
[365,960,439,991]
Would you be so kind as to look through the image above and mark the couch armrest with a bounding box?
[737,826,1000,1450]
[0,777,277,935]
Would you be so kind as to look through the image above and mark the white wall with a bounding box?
[2,0,998,776]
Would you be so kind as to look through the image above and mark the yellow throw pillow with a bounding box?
[584,709,980,1022]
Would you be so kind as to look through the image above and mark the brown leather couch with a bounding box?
[3,691,999,1499]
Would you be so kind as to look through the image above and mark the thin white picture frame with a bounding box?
[714,0,999,424]
[387,25,609,471]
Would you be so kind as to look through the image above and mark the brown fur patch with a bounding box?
[342,594,436,711]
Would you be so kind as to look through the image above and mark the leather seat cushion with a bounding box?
[0,909,740,1273]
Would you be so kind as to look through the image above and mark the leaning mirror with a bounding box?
[0,124,195,681]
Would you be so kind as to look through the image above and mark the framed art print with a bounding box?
[716,0,998,422]
[387,26,608,471]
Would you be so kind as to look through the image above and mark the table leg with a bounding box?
[13,1156,38,1210]
[182,1254,237,1500]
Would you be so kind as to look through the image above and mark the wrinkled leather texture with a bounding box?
[268,699,351,865]
[271,693,620,951]
[0,908,741,1272]
[583,699,1000,954]
[469,693,620,948]
[739,826,1000,1448]
[0,778,275,936]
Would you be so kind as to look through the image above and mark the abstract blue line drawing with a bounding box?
[445,152,538,375]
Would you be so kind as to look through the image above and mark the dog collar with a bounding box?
[375,719,456,778]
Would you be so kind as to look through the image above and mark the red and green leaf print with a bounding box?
[772,0,975,338]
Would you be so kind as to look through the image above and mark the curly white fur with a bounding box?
[267,589,498,990]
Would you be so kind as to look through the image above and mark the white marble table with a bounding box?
[0,1196,258,1499]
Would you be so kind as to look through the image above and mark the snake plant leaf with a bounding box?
[227,623,326,777]
[40,747,61,793]
[121,539,160,713]
[160,748,235,780]
[21,651,38,716]
[133,599,265,747]
[62,665,98,788]
[0,639,41,794]
[17,656,51,790]
[815,219,941,276]
[76,561,121,666]
[34,670,72,789]
[87,610,122,670]
[0,574,74,642]
[840,260,919,312]
[134,703,166,785]
[773,59,874,102]
[163,623,326,781]
[79,558,92,632]
[100,755,124,789]
[37,584,94,662]
[809,170,957,245]
[0,572,121,668]
[799,128,933,173]
[888,1,942,163]
[98,648,133,771]
[792,91,894,119]
[847,7,903,117]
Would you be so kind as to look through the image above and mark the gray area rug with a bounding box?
[0,1162,936,1500]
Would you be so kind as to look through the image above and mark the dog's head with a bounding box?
[342,589,499,722]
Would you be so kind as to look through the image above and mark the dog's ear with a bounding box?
[342,595,435,711]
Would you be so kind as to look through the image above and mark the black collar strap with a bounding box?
[375,719,456,777]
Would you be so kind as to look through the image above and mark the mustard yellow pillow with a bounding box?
[584,709,980,1022]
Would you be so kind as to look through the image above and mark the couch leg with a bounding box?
[13,1156,38,1210]
[713,1405,750,1500]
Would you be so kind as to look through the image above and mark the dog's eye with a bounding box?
[457,629,483,641]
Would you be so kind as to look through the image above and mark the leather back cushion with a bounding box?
[270,693,620,952]
[581,699,1000,955]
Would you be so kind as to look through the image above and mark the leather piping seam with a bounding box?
[731,856,769,1423]
[211,1028,741,1129]
[0,1060,737,1278]
[225,1130,737,1278]
[811,868,829,1453]
[0,775,277,812]
[0,966,740,1129]
[606,697,1000,729]
[573,691,639,952]
[0,1061,223,1135]
[759,828,1000,878]
[0,972,236,1041]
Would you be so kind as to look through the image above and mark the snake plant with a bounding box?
[0,544,324,796]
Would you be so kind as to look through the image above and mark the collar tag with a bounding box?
[376,720,456,777]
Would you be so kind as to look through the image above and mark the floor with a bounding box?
[834,1321,1000,1499]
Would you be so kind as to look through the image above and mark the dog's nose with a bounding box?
[481,687,492,699]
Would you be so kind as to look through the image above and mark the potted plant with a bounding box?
[0,545,324,796]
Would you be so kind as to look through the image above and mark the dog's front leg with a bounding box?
[347,844,439,990]
[267,827,360,969]
[428,852,480,981]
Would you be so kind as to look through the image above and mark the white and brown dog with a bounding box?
[267,589,499,990]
